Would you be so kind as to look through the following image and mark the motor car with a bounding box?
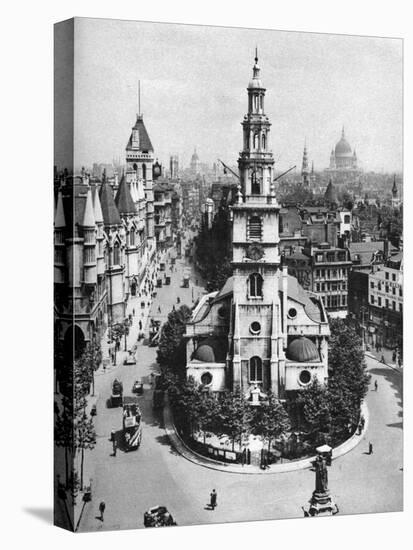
[144,506,176,527]
[132,379,144,395]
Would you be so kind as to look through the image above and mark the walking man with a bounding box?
[368,442,373,455]
[374,380,378,392]
[99,501,106,521]
[380,354,385,364]
[210,489,217,510]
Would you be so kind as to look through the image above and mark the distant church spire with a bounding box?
[301,140,309,186]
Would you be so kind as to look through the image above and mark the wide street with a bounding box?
[79,242,403,532]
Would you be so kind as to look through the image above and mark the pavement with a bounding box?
[76,234,403,532]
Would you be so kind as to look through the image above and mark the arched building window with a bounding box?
[249,356,263,382]
[251,170,261,195]
[142,164,146,180]
[113,242,120,265]
[129,229,135,246]
[253,133,259,149]
[248,272,263,297]
[262,133,266,150]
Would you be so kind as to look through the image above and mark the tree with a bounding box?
[194,205,233,292]
[54,395,74,487]
[78,341,102,396]
[328,318,370,409]
[157,305,192,377]
[252,392,291,451]
[73,358,97,489]
[195,391,221,444]
[217,390,253,451]
[297,319,370,445]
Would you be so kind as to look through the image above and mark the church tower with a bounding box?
[301,141,309,186]
[231,51,286,397]
[391,174,400,209]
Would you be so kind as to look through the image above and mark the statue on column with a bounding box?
[303,453,339,517]
[315,455,328,494]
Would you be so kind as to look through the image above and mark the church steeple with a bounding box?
[239,51,275,198]
[301,140,309,185]
[392,174,398,197]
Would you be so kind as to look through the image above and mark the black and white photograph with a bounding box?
[52,15,403,535]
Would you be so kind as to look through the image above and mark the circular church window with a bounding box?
[299,370,312,385]
[288,307,297,319]
[250,322,261,335]
[201,372,213,385]
[218,306,229,320]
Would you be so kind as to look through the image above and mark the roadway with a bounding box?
[78,243,403,532]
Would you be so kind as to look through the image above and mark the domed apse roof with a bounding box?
[335,129,352,157]
[287,336,319,362]
[192,337,227,362]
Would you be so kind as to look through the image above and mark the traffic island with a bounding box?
[164,398,369,475]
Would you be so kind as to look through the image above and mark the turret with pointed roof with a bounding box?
[54,189,66,228]
[115,173,137,215]
[99,173,122,227]
[82,188,96,228]
[324,178,337,204]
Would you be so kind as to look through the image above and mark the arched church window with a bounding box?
[251,170,261,195]
[133,163,138,171]
[142,164,146,180]
[113,242,120,266]
[253,133,259,149]
[249,356,263,383]
[129,230,135,247]
[249,272,263,297]
[262,133,266,150]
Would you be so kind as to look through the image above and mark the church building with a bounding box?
[184,53,330,400]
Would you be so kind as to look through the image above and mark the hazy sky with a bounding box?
[68,18,402,173]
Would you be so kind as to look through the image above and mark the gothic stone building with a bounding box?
[184,54,330,400]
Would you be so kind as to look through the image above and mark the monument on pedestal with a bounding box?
[304,454,339,517]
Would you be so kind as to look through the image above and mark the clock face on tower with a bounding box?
[246,243,264,261]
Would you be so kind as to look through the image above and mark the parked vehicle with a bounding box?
[132,379,144,395]
[165,276,171,285]
[157,278,162,288]
[144,506,176,527]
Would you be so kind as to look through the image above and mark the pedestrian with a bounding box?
[139,320,142,331]
[368,442,373,455]
[133,308,135,316]
[380,354,385,363]
[210,489,217,510]
[99,501,106,521]
[112,438,117,457]
[158,306,161,313]
[177,296,180,304]
[374,380,378,391]
[392,351,397,362]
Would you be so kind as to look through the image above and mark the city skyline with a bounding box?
[61,19,403,174]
